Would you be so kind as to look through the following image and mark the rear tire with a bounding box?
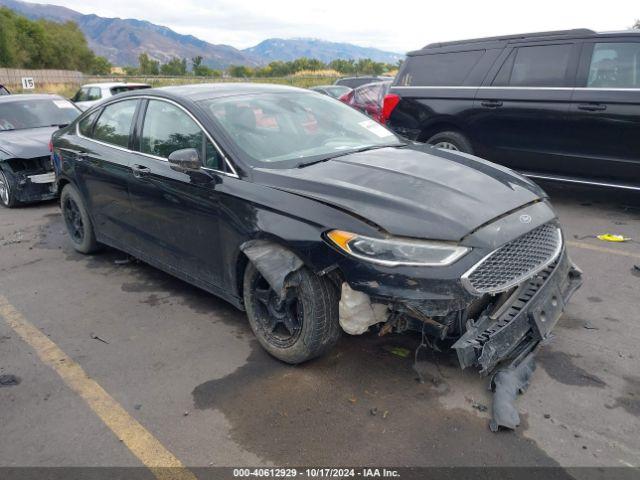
[426,131,474,154]
[61,184,100,254]
[0,168,18,208]
[243,262,340,364]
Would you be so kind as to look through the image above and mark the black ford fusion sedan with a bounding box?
[51,83,582,373]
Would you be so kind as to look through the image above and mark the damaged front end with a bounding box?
[334,209,582,431]
[0,156,57,203]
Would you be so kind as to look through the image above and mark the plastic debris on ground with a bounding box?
[489,354,536,432]
[596,234,630,242]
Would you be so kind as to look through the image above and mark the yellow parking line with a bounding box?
[567,240,640,260]
[0,296,197,480]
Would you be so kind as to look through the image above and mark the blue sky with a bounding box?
[24,0,640,53]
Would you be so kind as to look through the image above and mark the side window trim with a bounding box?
[76,96,238,177]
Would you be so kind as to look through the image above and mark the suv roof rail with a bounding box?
[422,29,596,49]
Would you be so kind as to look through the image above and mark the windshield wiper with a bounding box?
[297,143,407,169]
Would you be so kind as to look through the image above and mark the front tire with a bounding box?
[243,262,340,364]
[426,131,474,154]
[0,168,18,208]
[61,184,99,254]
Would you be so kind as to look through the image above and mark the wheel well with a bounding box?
[235,250,249,301]
[57,178,70,196]
[418,122,467,143]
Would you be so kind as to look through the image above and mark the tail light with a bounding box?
[339,91,353,104]
[380,94,400,124]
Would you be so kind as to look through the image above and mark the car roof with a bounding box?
[0,93,65,104]
[414,28,640,53]
[112,82,311,102]
[80,82,150,89]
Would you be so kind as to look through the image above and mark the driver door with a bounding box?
[127,98,226,288]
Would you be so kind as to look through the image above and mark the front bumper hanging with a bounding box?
[452,248,583,375]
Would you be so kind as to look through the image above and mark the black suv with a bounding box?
[384,29,640,190]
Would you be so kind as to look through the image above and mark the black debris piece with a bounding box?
[489,353,536,432]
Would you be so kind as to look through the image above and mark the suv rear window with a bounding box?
[493,44,572,87]
[398,50,485,86]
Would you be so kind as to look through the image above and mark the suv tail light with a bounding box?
[380,94,400,124]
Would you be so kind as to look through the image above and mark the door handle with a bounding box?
[481,100,503,108]
[75,152,88,162]
[577,103,607,112]
[132,164,150,178]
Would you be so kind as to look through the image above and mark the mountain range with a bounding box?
[0,0,403,68]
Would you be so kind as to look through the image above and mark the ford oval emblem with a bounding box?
[519,214,532,224]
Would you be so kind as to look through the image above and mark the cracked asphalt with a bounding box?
[1,183,639,475]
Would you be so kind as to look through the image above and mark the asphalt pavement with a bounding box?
[1,183,639,477]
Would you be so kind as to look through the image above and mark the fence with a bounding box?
[0,69,84,92]
[0,68,341,94]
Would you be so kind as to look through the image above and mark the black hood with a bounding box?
[254,144,546,241]
[0,127,57,159]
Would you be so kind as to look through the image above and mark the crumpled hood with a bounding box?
[255,144,546,241]
[0,127,57,159]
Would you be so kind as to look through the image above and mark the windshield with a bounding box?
[199,92,403,168]
[0,98,79,131]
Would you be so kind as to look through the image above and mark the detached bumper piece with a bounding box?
[2,157,57,203]
[452,248,582,375]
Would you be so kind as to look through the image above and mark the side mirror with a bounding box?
[168,148,201,172]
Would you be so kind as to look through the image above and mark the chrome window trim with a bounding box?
[75,95,239,178]
[460,227,563,296]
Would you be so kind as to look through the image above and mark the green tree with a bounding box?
[91,56,112,75]
[138,53,160,75]
[160,57,187,75]
[228,65,253,77]
[0,8,104,72]
[329,59,355,74]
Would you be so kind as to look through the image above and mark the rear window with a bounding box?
[110,85,151,95]
[398,50,485,86]
[493,44,573,87]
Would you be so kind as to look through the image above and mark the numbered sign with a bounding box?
[21,77,35,89]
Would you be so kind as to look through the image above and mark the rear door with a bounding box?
[127,98,226,288]
[566,39,640,184]
[73,99,141,244]
[471,42,580,173]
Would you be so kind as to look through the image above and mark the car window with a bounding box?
[398,50,485,86]
[78,110,100,137]
[0,98,79,131]
[110,85,151,95]
[199,92,402,167]
[587,43,640,88]
[140,100,221,169]
[354,84,380,106]
[92,100,138,148]
[493,44,572,87]
[88,88,102,101]
[73,87,90,102]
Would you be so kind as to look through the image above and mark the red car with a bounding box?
[339,81,391,123]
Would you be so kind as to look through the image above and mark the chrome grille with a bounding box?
[462,223,562,295]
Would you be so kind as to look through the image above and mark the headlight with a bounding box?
[325,230,470,267]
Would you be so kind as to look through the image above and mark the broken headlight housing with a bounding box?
[325,230,470,267]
